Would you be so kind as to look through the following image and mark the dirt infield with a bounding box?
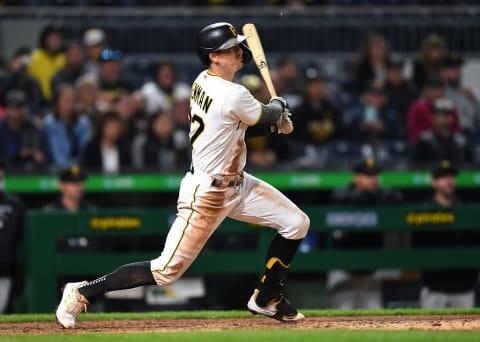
[1,315,479,335]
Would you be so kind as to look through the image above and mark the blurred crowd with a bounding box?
[1,23,479,174]
[3,0,479,6]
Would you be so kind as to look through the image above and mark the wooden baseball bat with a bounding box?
[242,23,277,97]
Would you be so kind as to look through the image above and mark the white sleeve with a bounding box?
[224,85,262,126]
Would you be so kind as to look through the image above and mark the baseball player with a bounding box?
[56,22,309,328]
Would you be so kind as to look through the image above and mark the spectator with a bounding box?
[114,91,147,141]
[75,73,99,119]
[43,84,91,169]
[1,46,43,113]
[0,160,25,313]
[272,56,302,109]
[411,161,480,308]
[351,33,389,94]
[139,61,191,116]
[347,80,399,144]
[82,111,131,173]
[441,52,480,138]
[50,40,86,94]
[44,164,95,212]
[27,23,65,103]
[97,49,134,112]
[83,28,107,76]
[241,75,288,170]
[412,34,446,91]
[292,68,344,146]
[328,157,403,309]
[240,74,269,103]
[407,75,460,144]
[132,111,189,171]
[412,98,472,167]
[172,91,192,133]
[0,90,46,170]
[384,55,419,139]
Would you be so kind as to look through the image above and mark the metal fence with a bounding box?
[1,5,480,55]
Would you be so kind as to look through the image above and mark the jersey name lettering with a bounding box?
[191,82,213,114]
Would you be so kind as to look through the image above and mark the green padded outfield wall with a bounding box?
[23,205,480,312]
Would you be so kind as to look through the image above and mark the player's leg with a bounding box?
[229,172,309,321]
[57,172,238,328]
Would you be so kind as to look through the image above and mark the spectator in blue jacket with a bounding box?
[43,84,91,169]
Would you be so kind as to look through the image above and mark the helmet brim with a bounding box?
[213,34,247,51]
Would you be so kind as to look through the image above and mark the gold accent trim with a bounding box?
[229,25,238,37]
[157,183,200,272]
[250,100,264,126]
[260,275,266,283]
[266,257,289,270]
[206,70,228,81]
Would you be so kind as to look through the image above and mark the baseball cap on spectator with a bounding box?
[175,86,191,102]
[99,49,122,62]
[59,164,87,183]
[304,67,323,82]
[442,51,464,68]
[241,74,263,93]
[5,90,27,107]
[83,28,106,47]
[425,75,445,88]
[433,97,454,115]
[431,160,458,179]
[386,54,404,70]
[353,157,381,175]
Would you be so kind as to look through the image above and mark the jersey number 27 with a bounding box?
[189,113,205,146]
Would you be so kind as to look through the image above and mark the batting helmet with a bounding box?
[196,22,252,66]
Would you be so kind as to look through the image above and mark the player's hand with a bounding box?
[269,96,289,112]
[275,111,294,134]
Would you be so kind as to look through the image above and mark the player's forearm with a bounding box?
[257,101,284,126]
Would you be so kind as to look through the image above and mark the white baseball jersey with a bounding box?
[150,69,309,286]
[189,70,261,176]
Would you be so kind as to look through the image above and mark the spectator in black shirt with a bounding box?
[328,157,403,309]
[131,111,190,171]
[412,98,472,167]
[351,33,389,94]
[51,40,86,95]
[384,55,419,139]
[348,80,399,144]
[82,111,131,173]
[1,46,44,114]
[411,161,480,308]
[0,160,25,313]
[97,49,134,112]
[412,34,447,91]
[292,69,344,146]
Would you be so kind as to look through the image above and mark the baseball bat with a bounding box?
[242,23,277,97]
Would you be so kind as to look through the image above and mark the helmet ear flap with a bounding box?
[197,47,211,66]
[240,42,252,64]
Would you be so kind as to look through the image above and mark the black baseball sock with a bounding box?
[78,261,156,301]
[256,234,302,306]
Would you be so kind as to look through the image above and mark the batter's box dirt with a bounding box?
[1,315,479,335]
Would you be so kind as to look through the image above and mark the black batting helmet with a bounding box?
[196,22,252,66]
